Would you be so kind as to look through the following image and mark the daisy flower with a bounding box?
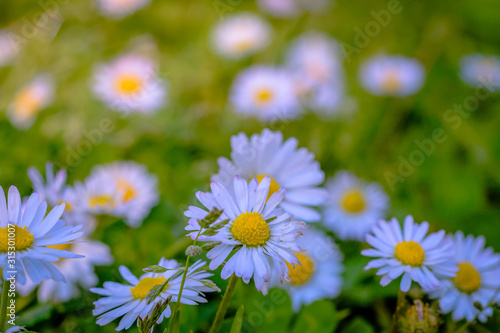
[211,13,272,59]
[91,258,215,331]
[73,172,121,217]
[359,55,425,97]
[323,171,389,241]
[362,216,457,292]
[459,54,500,91]
[257,0,330,18]
[229,66,301,122]
[96,0,151,19]
[184,176,307,295]
[0,186,83,285]
[212,129,327,222]
[89,161,159,227]
[17,240,113,303]
[0,30,18,67]
[7,74,54,129]
[92,53,167,114]
[273,228,343,312]
[427,232,500,322]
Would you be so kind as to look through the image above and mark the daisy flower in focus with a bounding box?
[7,74,54,129]
[427,232,500,322]
[185,176,307,295]
[211,13,272,59]
[89,161,159,227]
[92,54,167,114]
[230,66,301,122]
[257,0,330,18]
[212,129,327,222]
[0,186,83,284]
[323,171,389,241]
[96,0,151,19]
[273,228,343,312]
[91,259,215,331]
[459,54,500,91]
[362,216,457,292]
[17,240,113,303]
[359,55,425,97]
[0,30,18,67]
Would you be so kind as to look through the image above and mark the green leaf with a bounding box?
[229,305,244,333]
[143,265,169,273]
[17,303,53,326]
[341,317,375,333]
[199,279,222,293]
[292,300,337,333]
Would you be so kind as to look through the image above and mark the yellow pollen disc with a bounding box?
[58,200,74,213]
[233,39,253,52]
[231,212,270,247]
[47,243,72,251]
[286,253,315,285]
[341,189,365,214]
[130,277,167,300]
[254,87,274,106]
[394,241,425,267]
[115,74,142,95]
[14,88,41,117]
[116,179,137,202]
[381,71,401,93]
[255,174,281,200]
[88,195,115,209]
[0,225,34,252]
[453,262,481,294]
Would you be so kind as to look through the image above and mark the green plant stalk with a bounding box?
[208,274,239,333]
[0,279,9,333]
[390,290,406,333]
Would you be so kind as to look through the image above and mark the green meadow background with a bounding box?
[1,0,500,332]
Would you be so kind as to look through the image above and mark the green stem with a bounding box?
[390,290,406,333]
[208,274,239,333]
[0,279,9,333]
[455,320,474,333]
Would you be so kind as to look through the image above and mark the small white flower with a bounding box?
[273,228,343,312]
[212,129,327,222]
[7,74,54,129]
[362,216,457,292]
[73,172,122,217]
[459,54,500,91]
[0,30,18,67]
[92,53,167,114]
[257,0,330,17]
[211,13,272,59]
[230,65,301,122]
[323,171,389,241]
[185,176,307,295]
[359,55,425,97]
[96,0,151,19]
[91,259,215,331]
[427,232,500,322]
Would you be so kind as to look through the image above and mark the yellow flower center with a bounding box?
[47,243,72,251]
[130,277,167,300]
[14,88,41,117]
[115,74,143,95]
[453,262,481,294]
[341,189,365,214]
[233,39,253,52]
[116,179,137,202]
[0,225,35,252]
[254,87,274,106]
[231,212,270,246]
[394,241,425,267]
[58,200,74,213]
[381,70,401,93]
[286,253,315,285]
[255,174,281,200]
[88,195,115,210]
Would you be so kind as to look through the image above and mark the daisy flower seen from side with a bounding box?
[91,258,215,331]
[229,65,301,122]
[323,171,389,241]
[273,228,343,312]
[212,129,327,222]
[362,216,457,292]
[92,53,167,114]
[359,55,425,97]
[0,186,83,284]
[96,0,151,19]
[185,176,307,295]
[427,232,500,322]
[211,13,272,59]
[459,54,500,91]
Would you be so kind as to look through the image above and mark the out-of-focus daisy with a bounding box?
[273,228,343,311]
[427,232,500,322]
[212,129,327,222]
[89,161,159,227]
[230,66,301,122]
[359,55,425,97]
[0,30,18,67]
[0,186,83,284]
[185,176,307,295]
[92,54,167,114]
[73,172,121,217]
[211,13,272,59]
[96,0,151,19]
[7,74,54,129]
[323,171,389,241]
[17,240,113,303]
[362,216,457,292]
[257,0,330,18]
[460,54,500,91]
[91,259,214,331]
